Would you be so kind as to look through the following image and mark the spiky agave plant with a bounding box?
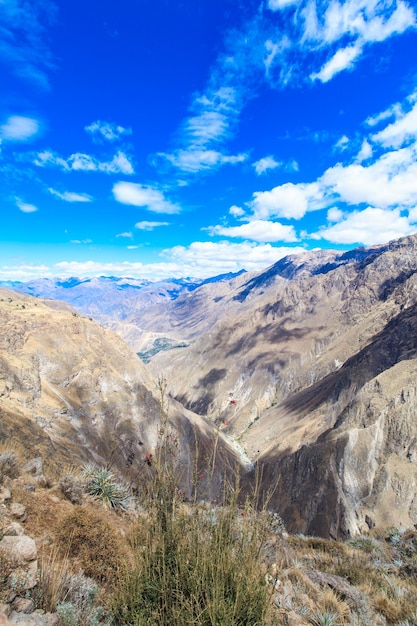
[308,610,344,626]
[81,463,132,511]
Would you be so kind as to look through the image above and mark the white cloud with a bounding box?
[312,207,415,245]
[355,139,373,162]
[244,93,417,222]
[229,205,245,217]
[334,135,349,151]
[304,0,416,46]
[166,241,306,274]
[154,0,415,182]
[365,103,403,127]
[116,232,133,239]
[48,188,93,202]
[371,100,417,148]
[33,150,134,175]
[407,207,417,222]
[311,45,362,82]
[160,149,247,173]
[268,0,299,10]
[250,181,322,220]
[13,242,304,280]
[253,156,282,175]
[208,219,298,243]
[321,145,417,209]
[70,239,93,245]
[287,159,299,172]
[24,242,305,281]
[1,116,40,141]
[112,182,181,214]
[327,207,343,222]
[16,198,37,213]
[135,221,170,231]
[34,150,69,170]
[85,120,132,143]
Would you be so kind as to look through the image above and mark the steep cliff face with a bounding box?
[0,289,245,493]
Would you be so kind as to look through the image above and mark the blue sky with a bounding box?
[1,0,417,280]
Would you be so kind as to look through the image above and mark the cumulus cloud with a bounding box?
[48,188,93,202]
[112,182,181,214]
[239,88,417,227]
[253,156,282,175]
[16,198,37,213]
[312,207,415,245]
[1,116,40,142]
[166,240,306,274]
[208,219,298,243]
[250,182,323,220]
[229,205,245,217]
[135,221,170,230]
[321,145,417,209]
[355,140,373,162]
[33,150,134,175]
[85,120,132,143]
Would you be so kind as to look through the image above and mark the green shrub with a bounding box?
[81,463,132,511]
[112,422,277,626]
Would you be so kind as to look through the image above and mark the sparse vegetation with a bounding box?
[137,336,188,363]
[0,449,20,480]
[111,465,277,626]
[1,437,417,626]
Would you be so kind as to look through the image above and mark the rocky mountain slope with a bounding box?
[141,235,417,538]
[3,234,417,539]
[0,289,246,496]
[0,272,245,353]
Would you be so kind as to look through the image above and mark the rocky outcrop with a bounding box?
[0,483,59,626]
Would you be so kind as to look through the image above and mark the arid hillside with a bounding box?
[0,288,246,495]
[2,234,417,538]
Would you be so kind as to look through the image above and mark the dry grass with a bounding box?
[35,545,71,613]
[54,506,128,584]
[2,433,417,626]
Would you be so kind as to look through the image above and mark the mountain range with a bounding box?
[2,234,417,537]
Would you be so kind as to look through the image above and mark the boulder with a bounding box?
[3,524,24,537]
[0,536,37,565]
[9,505,27,523]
